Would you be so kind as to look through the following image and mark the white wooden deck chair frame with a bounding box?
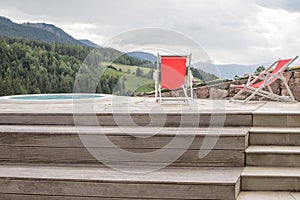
[230,56,298,103]
[154,53,193,104]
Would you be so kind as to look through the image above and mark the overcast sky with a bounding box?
[1,0,300,65]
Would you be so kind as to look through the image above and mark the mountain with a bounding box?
[195,62,268,80]
[126,51,157,63]
[215,64,258,80]
[218,63,273,79]
[126,52,259,79]
[78,39,99,48]
[0,16,89,46]
[125,51,275,80]
[0,16,269,80]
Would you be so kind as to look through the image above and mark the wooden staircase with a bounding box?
[238,113,300,199]
[1,101,300,199]
[0,112,250,199]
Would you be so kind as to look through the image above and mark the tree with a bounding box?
[135,67,143,77]
[0,37,156,96]
[234,75,240,80]
[255,66,265,74]
[146,69,154,79]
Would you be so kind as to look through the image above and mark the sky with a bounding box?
[1,0,300,65]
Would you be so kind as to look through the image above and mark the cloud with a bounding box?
[1,0,300,65]
[255,0,300,12]
[253,6,300,63]
[102,28,211,64]
[61,23,105,42]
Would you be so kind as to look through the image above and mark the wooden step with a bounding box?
[246,146,300,167]
[0,125,248,167]
[249,127,300,146]
[241,166,300,191]
[238,191,300,200]
[0,112,252,127]
[0,164,242,200]
[253,113,300,127]
[252,102,300,127]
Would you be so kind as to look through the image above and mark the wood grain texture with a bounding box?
[0,146,245,167]
[0,165,241,199]
[0,194,180,200]
[0,128,248,150]
[0,113,253,127]
[0,179,237,199]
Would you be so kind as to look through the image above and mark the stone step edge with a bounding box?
[0,164,241,185]
[0,125,249,137]
[250,127,300,134]
[246,146,300,154]
[238,191,300,200]
[242,166,300,178]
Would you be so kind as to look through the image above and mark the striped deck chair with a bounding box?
[230,56,298,103]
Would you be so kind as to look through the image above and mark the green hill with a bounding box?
[0,37,155,96]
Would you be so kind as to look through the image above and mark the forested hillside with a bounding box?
[0,36,218,96]
[0,38,150,96]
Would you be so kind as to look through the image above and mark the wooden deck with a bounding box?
[0,97,299,199]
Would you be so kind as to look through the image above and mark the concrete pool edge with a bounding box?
[0,93,113,104]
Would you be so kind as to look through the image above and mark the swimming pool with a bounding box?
[6,94,105,101]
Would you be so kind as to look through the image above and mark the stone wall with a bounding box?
[158,69,300,101]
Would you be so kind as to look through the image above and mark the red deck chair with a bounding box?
[230,56,298,103]
[154,54,193,103]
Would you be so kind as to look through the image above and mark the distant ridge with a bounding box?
[78,39,99,48]
[0,16,95,47]
[215,64,258,80]
[126,51,260,79]
[126,51,157,63]
[194,62,266,80]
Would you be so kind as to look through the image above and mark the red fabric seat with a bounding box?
[161,56,187,90]
[154,53,193,103]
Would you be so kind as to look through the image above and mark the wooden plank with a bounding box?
[0,114,75,125]
[0,194,152,200]
[225,114,252,127]
[0,165,241,199]
[0,126,249,150]
[0,179,237,200]
[250,132,300,146]
[0,125,249,136]
[0,165,242,183]
[0,113,253,127]
[242,167,300,191]
[253,114,287,127]
[0,194,178,200]
[0,132,248,150]
[250,127,300,146]
[242,176,299,191]
[287,114,300,127]
[0,146,244,166]
[246,153,300,167]
[0,165,240,199]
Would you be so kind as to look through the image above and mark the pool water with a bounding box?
[9,94,104,100]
